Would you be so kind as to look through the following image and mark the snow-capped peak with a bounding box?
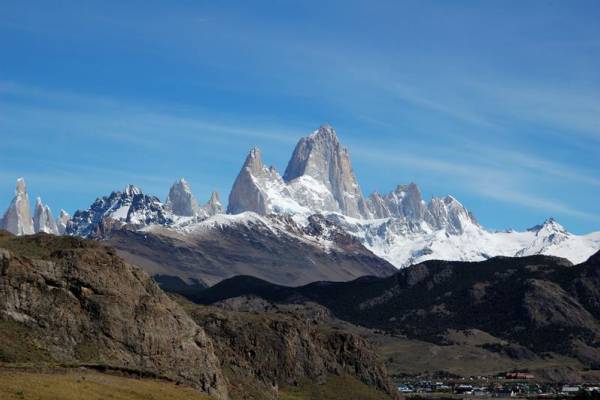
[16,177,27,195]
[67,185,174,238]
[308,124,340,143]
[528,217,567,235]
[1,177,34,235]
[33,197,59,235]
[166,178,200,217]
[244,147,265,174]
[282,125,370,218]
[201,191,224,216]
[56,209,70,235]
[124,184,142,197]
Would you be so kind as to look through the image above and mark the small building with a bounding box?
[505,372,535,380]
[495,387,516,397]
[561,386,581,395]
[455,384,474,395]
[397,384,413,393]
[473,387,491,396]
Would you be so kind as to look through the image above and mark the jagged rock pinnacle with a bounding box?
[1,177,34,235]
[166,178,199,217]
[283,125,370,218]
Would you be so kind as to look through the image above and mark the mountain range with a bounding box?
[1,125,599,286]
[174,249,600,382]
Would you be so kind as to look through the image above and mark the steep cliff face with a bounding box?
[0,232,228,399]
[166,178,200,217]
[227,126,371,219]
[1,178,34,235]
[183,296,398,400]
[283,125,371,218]
[0,232,400,399]
[227,148,288,215]
[204,191,224,216]
[56,209,70,235]
[33,197,59,234]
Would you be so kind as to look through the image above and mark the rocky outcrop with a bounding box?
[56,209,70,235]
[0,232,228,399]
[284,125,371,218]
[1,178,34,235]
[426,195,477,234]
[0,232,401,398]
[227,148,292,215]
[368,183,427,221]
[33,197,59,234]
[186,297,398,399]
[202,191,224,216]
[166,178,200,217]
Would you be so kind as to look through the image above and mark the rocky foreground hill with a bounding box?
[183,250,600,382]
[0,231,397,400]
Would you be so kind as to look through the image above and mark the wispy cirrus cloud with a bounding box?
[468,80,600,140]
[352,145,599,221]
[0,80,303,148]
[387,84,497,129]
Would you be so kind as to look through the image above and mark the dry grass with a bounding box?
[0,369,213,400]
[279,374,392,400]
[374,333,583,378]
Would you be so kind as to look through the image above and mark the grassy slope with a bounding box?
[374,334,582,378]
[280,375,390,400]
[0,369,212,400]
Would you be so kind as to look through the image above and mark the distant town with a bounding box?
[397,372,600,398]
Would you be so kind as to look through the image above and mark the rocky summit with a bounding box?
[1,178,34,236]
[228,125,371,218]
[33,197,59,235]
[166,178,223,218]
[166,178,200,217]
[283,124,371,218]
[66,184,174,238]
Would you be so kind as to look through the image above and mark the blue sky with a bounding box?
[1,0,599,233]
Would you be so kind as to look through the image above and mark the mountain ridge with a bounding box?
[174,250,600,379]
[2,124,599,277]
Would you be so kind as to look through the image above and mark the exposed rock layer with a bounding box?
[185,296,398,399]
[0,232,228,399]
